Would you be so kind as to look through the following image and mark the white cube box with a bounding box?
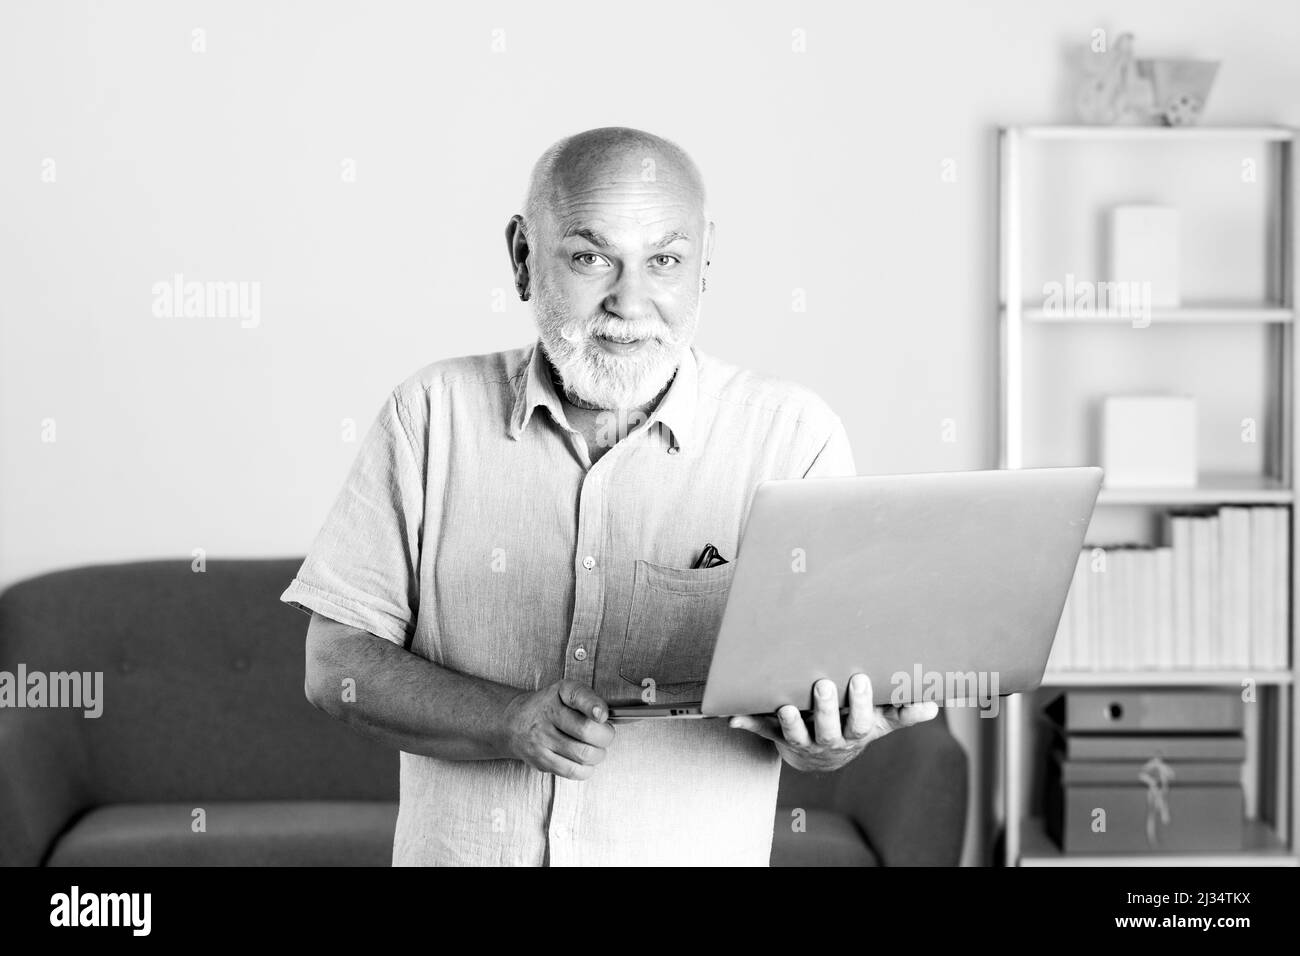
[1108,205,1181,308]
[1101,396,1197,488]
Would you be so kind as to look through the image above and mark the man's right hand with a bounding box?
[501,679,615,780]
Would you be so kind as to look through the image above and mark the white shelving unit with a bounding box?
[1094,473,1294,506]
[1040,670,1294,688]
[1018,817,1294,866]
[1020,305,1295,323]
[997,124,1299,867]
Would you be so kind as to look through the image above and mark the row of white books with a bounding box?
[1047,505,1291,671]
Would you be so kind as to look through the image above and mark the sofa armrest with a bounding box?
[831,711,968,866]
[0,708,88,866]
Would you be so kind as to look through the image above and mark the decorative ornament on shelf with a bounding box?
[1145,58,1222,126]
[1076,32,1220,127]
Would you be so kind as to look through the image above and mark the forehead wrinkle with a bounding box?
[552,196,701,239]
[558,172,698,194]
[551,180,700,239]
[555,206,697,232]
[553,164,703,221]
[556,202,697,222]
[554,185,700,216]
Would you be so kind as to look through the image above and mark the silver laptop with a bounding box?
[608,466,1102,719]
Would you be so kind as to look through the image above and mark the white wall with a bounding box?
[4,0,1299,866]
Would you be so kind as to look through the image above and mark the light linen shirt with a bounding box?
[281,339,855,866]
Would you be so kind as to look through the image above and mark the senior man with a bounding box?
[285,126,937,866]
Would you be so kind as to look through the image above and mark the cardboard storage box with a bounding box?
[1046,755,1244,854]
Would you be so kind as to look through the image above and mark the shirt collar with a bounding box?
[509,339,698,452]
[508,340,568,439]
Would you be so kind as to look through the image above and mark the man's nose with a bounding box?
[603,264,654,323]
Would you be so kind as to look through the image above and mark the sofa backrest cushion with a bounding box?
[0,559,398,804]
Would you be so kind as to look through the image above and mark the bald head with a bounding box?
[523,127,708,242]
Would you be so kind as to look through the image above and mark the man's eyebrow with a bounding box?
[653,231,692,248]
[564,226,612,248]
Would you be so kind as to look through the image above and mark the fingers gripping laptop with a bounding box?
[607,467,1103,719]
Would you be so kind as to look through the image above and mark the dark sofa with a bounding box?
[0,559,967,866]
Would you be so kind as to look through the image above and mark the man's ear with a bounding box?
[505,215,531,301]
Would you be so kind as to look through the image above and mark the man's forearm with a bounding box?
[305,612,521,761]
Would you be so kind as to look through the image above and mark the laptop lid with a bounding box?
[699,466,1102,717]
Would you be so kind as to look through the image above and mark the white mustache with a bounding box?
[560,318,688,349]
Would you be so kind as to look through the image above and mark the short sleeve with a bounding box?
[802,415,857,478]
[280,387,426,647]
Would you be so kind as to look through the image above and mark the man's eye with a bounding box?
[573,253,608,268]
[652,255,680,268]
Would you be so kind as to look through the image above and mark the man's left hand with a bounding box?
[729,674,939,772]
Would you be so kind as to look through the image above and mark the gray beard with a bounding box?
[549,367,605,410]
[550,360,675,413]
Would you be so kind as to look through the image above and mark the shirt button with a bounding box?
[582,555,596,571]
[573,647,588,662]
[667,445,680,455]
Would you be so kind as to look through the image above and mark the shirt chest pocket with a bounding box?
[618,559,736,701]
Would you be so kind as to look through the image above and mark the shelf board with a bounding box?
[1018,305,1294,323]
[1096,474,1294,505]
[1042,669,1294,687]
[1019,817,1296,866]
[1015,125,1294,142]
